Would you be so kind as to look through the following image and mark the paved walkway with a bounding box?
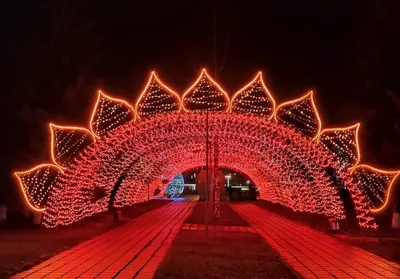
[13,198,196,279]
[232,203,400,279]
[181,223,256,233]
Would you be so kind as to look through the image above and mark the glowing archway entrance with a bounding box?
[14,69,399,229]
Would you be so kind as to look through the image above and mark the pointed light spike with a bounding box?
[317,123,361,169]
[90,90,136,137]
[231,71,276,118]
[135,71,181,118]
[351,164,400,213]
[14,164,64,211]
[274,91,322,139]
[182,68,230,112]
[50,123,95,168]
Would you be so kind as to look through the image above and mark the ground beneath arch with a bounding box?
[0,199,172,278]
[155,201,295,279]
[9,198,400,279]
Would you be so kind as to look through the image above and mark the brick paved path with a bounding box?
[181,223,256,233]
[232,203,400,279]
[13,198,196,279]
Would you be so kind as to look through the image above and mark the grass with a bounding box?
[155,231,297,279]
[0,199,172,278]
[155,200,297,279]
[184,201,249,226]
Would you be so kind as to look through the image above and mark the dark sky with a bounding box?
[1,0,400,203]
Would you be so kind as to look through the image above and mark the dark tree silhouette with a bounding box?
[1,0,107,207]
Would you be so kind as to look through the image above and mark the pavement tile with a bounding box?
[231,203,400,279]
[12,198,197,279]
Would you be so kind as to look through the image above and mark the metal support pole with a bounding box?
[205,113,209,237]
[213,142,220,219]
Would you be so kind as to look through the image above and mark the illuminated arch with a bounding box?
[43,113,346,227]
[13,69,398,230]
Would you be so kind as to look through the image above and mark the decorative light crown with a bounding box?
[231,71,276,118]
[136,71,181,118]
[90,90,136,138]
[13,68,399,229]
[275,91,322,139]
[182,69,230,112]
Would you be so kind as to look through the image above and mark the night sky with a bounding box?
[1,0,400,204]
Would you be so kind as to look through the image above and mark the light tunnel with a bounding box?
[14,69,399,229]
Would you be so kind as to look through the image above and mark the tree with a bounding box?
[344,0,400,168]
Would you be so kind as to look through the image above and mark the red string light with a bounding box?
[136,71,181,118]
[14,164,64,212]
[13,70,398,230]
[275,91,322,140]
[90,90,136,138]
[317,123,361,170]
[41,113,346,227]
[231,71,276,118]
[182,69,230,112]
[50,123,96,168]
[350,164,400,213]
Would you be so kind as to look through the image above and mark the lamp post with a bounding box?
[225,175,231,188]
[205,112,209,237]
[213,142,220,219]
